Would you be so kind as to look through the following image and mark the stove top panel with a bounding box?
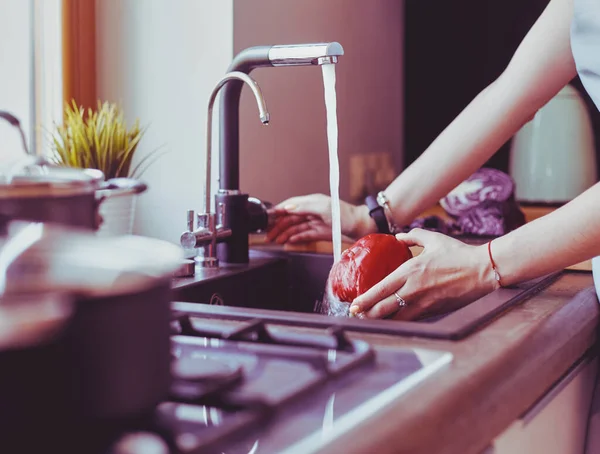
[158,311,452,453]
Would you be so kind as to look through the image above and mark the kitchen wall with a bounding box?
[95,0,233,243]
[234,0,404,205]
[94,1,402,241]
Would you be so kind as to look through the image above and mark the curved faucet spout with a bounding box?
[205,71,269,213]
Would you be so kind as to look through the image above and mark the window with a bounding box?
[0,0,63,163]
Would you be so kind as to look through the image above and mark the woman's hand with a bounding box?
[266,194,376,244]
[349,229,498,320]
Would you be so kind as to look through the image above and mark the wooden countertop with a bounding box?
[300,272,599,454]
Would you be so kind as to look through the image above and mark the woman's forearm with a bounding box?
[489,183,600,285]
[384,79,538,225]
[382,0,576,226]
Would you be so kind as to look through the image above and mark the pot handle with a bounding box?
[95,178,148,201]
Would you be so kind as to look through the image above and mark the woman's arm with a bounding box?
[268,0,577,244]
[490,183,600,285]
[385,0,577,226]
[350,182,600,320]
[344,0,598,320]
[268,0,577,245]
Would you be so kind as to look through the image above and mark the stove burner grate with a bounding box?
[159,313,378,453]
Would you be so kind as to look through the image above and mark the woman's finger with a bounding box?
[288,224,332,243]
[395,228,439,248]
[349,266,409,314]
[266,214,309,242]
[267,207,288,216]
[274,196,306,211]
[359,291,408,319]
[272,221,312,244]
[275,194,330,216]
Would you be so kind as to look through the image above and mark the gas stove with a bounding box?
[110,303,452,454]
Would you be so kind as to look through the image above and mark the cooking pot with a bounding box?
[0,156,147,230]
[0,220,183,453]
[0,110,147,230]
[0,292,75,452]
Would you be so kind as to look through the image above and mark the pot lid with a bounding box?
[0,156,104,198]
[0,221,184,299]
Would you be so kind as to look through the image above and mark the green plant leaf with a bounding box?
[48,99,153,179]
[129,144,170,179]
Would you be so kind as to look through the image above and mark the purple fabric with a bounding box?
[403,215,457,235]
[401,168,525,237]
[456,200,525,236]
[440,168,515,216]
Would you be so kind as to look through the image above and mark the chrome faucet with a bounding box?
[181,71,270,267]
[267,43,344,66]
[217,42,344,264]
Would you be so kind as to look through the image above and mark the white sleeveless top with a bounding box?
[570,0,600,298]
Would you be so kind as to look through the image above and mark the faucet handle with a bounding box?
[197,212,210,230]
[217,202,226,227]
[186,210,195,232]
[181,209,199,249]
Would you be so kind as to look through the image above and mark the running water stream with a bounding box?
[321,64,342,263]
[316,63,349,317]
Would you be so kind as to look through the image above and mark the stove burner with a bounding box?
[172,356,243,382]
[169,354,245,405]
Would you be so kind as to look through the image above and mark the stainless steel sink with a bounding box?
[259,248,334,313]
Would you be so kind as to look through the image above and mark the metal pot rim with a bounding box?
[0,159,105,199]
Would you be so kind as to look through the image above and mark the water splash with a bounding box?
[314,277,350,317]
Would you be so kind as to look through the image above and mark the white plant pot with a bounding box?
[96,194,137,236]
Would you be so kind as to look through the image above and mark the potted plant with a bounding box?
[49,100,158,236]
